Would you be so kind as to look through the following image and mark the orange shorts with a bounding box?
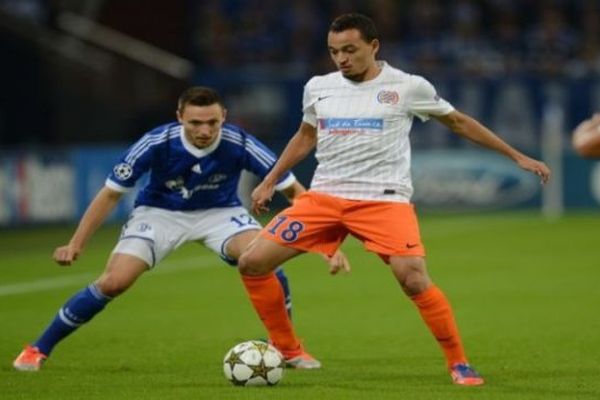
[261,191,425,263]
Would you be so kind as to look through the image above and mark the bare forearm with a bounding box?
[435,110,551,183]
[69,187,122,248]
[438,112,524,161]
[264,125,316,186]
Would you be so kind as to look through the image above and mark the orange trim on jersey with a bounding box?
[260,191,425,263]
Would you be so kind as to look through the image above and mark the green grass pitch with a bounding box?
[1,211,599,399]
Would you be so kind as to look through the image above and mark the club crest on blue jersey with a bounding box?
[113,163,133,181]
[377,90,399,105]
[208,173,227,183]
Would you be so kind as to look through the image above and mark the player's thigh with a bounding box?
[261,192,347,257]
[224,229,260,261]
[344,201,425,259]
[113,206,187,268]
[238,235,303,275]
[197,206,262,265]
[96,253,149,296]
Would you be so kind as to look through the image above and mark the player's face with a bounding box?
[327,29,379,81]
[177,103,226,149]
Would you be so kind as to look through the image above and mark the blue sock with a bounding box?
[34,283,112,355]
[275,267,292,320]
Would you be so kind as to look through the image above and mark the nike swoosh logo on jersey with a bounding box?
[317,95,332,101]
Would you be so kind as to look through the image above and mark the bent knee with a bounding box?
[390,256,431,295]
[403,275,431,296]
[237,252,262,276]
[95,277,129,297]
[238,252,273,276]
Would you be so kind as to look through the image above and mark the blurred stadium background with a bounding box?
[0,0,599,222]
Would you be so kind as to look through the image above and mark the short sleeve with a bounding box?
[241,133,297,191]
[105,134,154,192]
[301,78,318,127]
[408,76,455,122]
[274,172,297,191]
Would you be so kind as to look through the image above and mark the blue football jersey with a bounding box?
[105,122,295,210]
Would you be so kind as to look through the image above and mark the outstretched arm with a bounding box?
[252,122,318,214]
[572,113,600,158]
[53,186,123,266]
[434,110,551,184]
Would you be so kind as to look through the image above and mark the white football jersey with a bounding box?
[303,61,454,202]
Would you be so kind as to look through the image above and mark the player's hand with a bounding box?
[516,155,551,184]
[251,181,276,215]
[53,244,81,266]
[322,250,351,275]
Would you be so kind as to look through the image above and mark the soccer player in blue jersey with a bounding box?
[13,86,345,371]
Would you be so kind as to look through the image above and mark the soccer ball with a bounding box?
[223,340,285,386]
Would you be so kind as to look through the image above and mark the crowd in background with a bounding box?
[2,0,600,148]
[193,0,600,79]
[2,0,599,78]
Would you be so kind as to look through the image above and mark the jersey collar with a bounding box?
[341,60,388,87]
[179,125,222,158]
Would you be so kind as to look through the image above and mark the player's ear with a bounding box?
[176,109,183,123]
[371,39,380,55]
[222,107,227,121]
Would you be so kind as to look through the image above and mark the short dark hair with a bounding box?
[177,86,223,112]
[329,13,379,43]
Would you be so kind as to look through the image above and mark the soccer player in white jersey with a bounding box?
[13,87,346,371]
[237,13,551,386]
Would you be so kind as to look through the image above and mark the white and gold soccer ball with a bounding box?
[223,340,285,386]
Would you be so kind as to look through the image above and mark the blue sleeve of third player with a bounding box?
[242,134,296,190]
[105,133,156,192]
